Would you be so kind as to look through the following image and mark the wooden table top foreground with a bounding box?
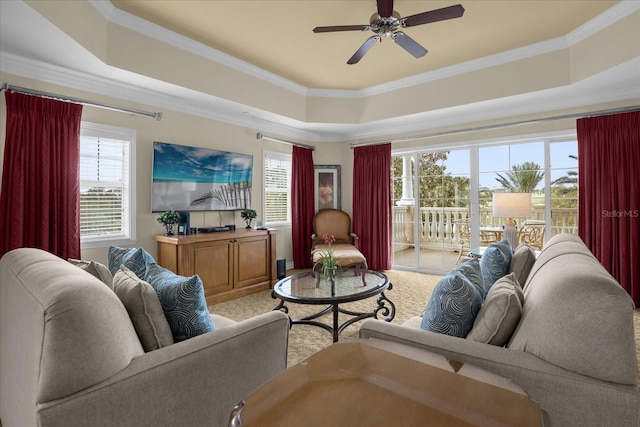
[230,340,543,427]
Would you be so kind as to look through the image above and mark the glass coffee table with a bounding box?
[271,270,395,342]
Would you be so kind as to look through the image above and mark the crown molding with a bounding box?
[566,0,640,45]
[88,0,309,97]
[0,51,329,142]
[345,38,569,99]
[90,0,638,100]
[3,51,638,144]
[3,0,639,144]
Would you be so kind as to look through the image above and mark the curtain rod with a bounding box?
[256,132,315,150]
[350,105,640,148]
[0,82,163,121]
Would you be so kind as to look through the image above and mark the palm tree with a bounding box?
[495,162,544,192]
[551,154,577,186]
[551,154,578,208]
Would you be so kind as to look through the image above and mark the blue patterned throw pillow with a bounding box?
[479,239,512,297]
[108,246,156,277]
[145,264,215,342]
[450,258,483,295]
[420,272,483,337]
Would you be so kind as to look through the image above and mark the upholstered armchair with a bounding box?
[311,208,367,272]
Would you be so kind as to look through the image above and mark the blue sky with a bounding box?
[152,141,253,183]
[439,140,577,190]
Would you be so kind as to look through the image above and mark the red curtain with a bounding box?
[291,146,315,268]
[577,111,639,307]
[0,91,83,260]
[353,143,392,270]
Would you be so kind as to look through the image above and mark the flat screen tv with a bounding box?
[151,141,253,212]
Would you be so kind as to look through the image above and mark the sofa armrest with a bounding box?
[359,319,640,427]
[360,319,548,372]
[37,311,290,427]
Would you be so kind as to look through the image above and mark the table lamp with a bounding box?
[492,192,531,252]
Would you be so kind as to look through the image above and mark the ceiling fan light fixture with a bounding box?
[313,1,464,64]
[369,12,401,37]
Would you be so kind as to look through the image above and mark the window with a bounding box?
[79,122,136,248]
[263,151,291,227]
[391,131,578,272]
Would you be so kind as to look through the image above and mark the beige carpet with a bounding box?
[210,269,640,375]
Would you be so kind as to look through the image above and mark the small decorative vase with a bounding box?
[324,266,337,281]
[164,223,176,236]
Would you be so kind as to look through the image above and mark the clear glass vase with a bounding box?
[324,266,337,281]
[164,223,176,236]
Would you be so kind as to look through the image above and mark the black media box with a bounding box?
[276,258,286,280]
[178,211,190,235]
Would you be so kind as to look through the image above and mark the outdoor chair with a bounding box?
[518,220,545,250]
[480,229,500,246]
[453,218,501,264]
[453,219,472,264]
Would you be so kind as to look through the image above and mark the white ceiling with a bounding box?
[1,0,639,143]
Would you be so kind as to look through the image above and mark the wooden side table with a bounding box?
[229,340,543,426]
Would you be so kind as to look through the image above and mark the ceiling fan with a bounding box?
[313,0,465,64]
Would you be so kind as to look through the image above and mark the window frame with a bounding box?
[79,121,136,249]
[391,129,577,271]
[263,150,292,228]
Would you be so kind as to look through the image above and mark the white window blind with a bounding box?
[264,151,291,226]
[80,122,136,247]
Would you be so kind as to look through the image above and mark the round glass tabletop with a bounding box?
[273,270,389,304]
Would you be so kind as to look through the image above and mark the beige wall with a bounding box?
[1,70,639,267]
[0,72,332,265]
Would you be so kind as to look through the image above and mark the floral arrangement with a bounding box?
[315,233,339,275]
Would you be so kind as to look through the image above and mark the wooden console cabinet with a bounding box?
[154,229,277,304]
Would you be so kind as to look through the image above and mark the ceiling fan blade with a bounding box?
[377,0,394,18]
[402,4,465,27]
[347,35,381,65]
[392,32,428,58]
[313,25,370,33]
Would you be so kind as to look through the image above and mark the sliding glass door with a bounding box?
[392,136,578,273]
[392,148,471,272]
[548,140,579,236]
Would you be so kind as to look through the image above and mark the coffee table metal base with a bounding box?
[271,285,395,342]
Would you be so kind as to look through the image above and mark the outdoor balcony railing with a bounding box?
[392,205,577,252]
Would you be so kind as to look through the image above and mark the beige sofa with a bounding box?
[360,233,640,426]
[0,248,289,427]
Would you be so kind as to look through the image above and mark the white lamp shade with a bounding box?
[492,192,532,218]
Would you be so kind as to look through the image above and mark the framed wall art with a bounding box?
[314,165,341,212]
[151,141,253,212]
